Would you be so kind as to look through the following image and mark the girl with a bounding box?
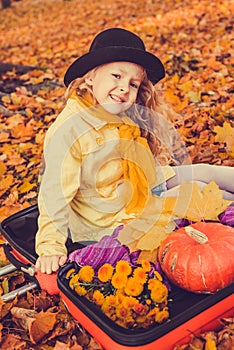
[35,28,234,274]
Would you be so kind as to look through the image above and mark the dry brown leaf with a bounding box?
[11,306,58,344]
[29,310,57,344]
[0,333,27,350]
[0,297,18,319]
[54,340,83,350]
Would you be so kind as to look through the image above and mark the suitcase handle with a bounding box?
[3,243,36,277]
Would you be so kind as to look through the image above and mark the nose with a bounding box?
[119,80,129,93]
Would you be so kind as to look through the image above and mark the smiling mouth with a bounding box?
[109,94,125,103]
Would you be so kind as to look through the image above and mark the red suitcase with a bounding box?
[1,205,233,349]
[58,262,233,350]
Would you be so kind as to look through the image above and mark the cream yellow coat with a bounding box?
[36,97,174,256]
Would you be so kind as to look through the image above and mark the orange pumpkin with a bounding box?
[158,222,234,293]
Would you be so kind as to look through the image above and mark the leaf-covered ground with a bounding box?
[0,0,233,221]
[0,0,233,348]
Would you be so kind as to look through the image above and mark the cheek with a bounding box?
[129,90,139,103]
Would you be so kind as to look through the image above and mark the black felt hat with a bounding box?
[64,28,165,87]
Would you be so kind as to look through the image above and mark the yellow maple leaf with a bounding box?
[173,181,232,221]
[0,161,7,176]
[214,121,234,151]
[18,181,36,193]
[0,174,14,191]
[136,226,171,251]
[117,181,232,252]
[118,211,176,252]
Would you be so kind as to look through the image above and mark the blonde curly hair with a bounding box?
[65,68,187,166]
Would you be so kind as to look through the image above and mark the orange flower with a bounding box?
[116,319,128,328]
[154,271,163,281]
[105,311,117,322]
[65,268,76,278]
[101,300,114,314]
[115,290,125,305]
[150,284,168,303]
[67,260,170,329]
[141,259,151,272]
[155,307,169,323]
[147,307,159,319]
[111,272,127,289]
[133,303,148,315]
[98,263,114,282]
[148,278,163,290]
[135,315,147,324]
[74,284,87,296]
[133,267,147,284]
[116,306,129,319]
[124,277,143,296]
[78,265,94,283]
[93,290,105,306]
[115,260,132,276]
[105,295,117,307]
[123,315,135,327]
[69,273,79,289]
[122,296,139,309]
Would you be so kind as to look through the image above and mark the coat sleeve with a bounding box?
[35,116,82,257]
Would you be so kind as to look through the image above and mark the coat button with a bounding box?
[96,137,104,145]
[108,124,116,130]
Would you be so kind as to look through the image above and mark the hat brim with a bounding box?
[64,46,165,87]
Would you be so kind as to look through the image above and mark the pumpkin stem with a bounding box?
[185,226,208,244]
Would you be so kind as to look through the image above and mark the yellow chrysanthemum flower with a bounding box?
[98,263,114,282]
[133,267,147,284]
[150,284,168,303]
[93,290,105,306]
[133,303,148,315]
[101,300,114,314]
[124,277,143,297]
[105,294,117,307]
[69,273,79,289]
[116,306,129,319]
[122,296,139,309]
[75,284,87,296]
[147,307,159,319]
[115,319,128,328]
[141,259,151,272]
[105,311,117,322]
[65,268,76,278]
[154,271,163,281]
[155,307,169,323]
[115,290,125,305]
[148,278,163,291]
[111,272,127,289]
[78,265,94,283]
[123,315,135,328]
[115,260,132,276]
[135,315,147,324]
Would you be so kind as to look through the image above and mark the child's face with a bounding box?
[88,61,144,114]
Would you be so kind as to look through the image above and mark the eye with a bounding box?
[112,73,121,79]
[130,81,139,89]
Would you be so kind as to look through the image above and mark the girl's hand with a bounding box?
[35,255,67,274]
